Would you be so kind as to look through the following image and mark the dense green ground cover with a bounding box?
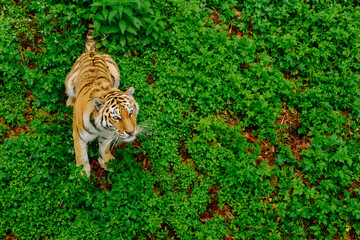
[1,0,359,239]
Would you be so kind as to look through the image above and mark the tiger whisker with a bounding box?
[134,123,154,140]
[110,134,121,151]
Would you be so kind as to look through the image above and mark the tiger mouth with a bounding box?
[122,135,136,142]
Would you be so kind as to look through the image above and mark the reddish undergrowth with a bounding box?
[0,93,35,144]
[90,140,152,190]
[90,159,112,191]
[276,104,311,162]
[112,140,152,172]
[199,186,235,224]
[208,7,253,39]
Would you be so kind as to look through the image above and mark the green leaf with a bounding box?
[120,37,126,47]
[118,5,124,19]
[102,26,120,34]
[347,156,353,166]
[104,0,119,6]
[102,7,109,21]
[91,5,99,14]
[126,26,137,35]
[142,37,152,46]
[90,1,102,7]
[93,19,101,32]
[134,0,142,10]
[133,17,142,29]
[145,27,152,36]
[108,9,118,23]
[293,187,303,195]
[119,20,126,34]
[94,13,104,21]
[123,7,134,22]
[276,154,286,165]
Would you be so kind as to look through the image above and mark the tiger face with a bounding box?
[92,87,139,142]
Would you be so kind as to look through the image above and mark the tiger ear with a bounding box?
[126,86,135,96]
[92,98,104,110]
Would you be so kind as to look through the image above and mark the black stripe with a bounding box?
[104,59,118,69]
[93,58,107,66]
[101,85,110,91]
[76,128,85,142]
[99,137,105,145]
[96,76,109,81]
[90,111,100,132]
[106,93,119,98]
[83,126,94,135]
[77,54,89,64]
[89,89,101,98]
[105,91,121,99]
[103,115,112,129]
[81,62,95,68]
[101,115,105,128]
[81,114,94,136]
[94,68,110,77]
[84,87,96,97]
[78,82,93,94]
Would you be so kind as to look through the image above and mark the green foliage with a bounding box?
[1,0,360,239]
[90,0,167,51]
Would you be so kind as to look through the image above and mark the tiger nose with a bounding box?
[125,130,134,136]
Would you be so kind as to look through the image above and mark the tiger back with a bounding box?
[65,24,139,178]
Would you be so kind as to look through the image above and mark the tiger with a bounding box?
[65,23,139,178]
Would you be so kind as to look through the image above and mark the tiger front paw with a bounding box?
[98,158,114,170]
[77,164,91,178]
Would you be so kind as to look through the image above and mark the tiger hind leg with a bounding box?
[98,137,115,170]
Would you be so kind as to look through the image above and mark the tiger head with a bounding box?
[92,87,139,142]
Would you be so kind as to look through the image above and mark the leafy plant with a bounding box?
[90,0,166,51]
[1,0,360,239]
